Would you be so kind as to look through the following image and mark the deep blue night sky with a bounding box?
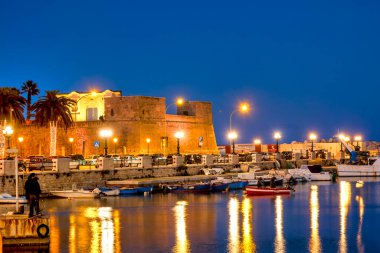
[1,0,380,145]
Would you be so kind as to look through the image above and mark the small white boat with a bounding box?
[50,188,101,198]
[99,187,120,196]
[289,165,330,181]
[0,193,28,204]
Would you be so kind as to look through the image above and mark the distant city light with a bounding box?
[309,133,317,141]
[254,139,261,145]
[228,131,238,140]
[274,132,281,140]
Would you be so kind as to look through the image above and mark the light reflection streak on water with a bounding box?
[309,185,321,253]
[275,196,285,253]
[69,215,76,253]
[339,181,351,253]
[355,196,365,253]
[173,201,190,253]
[228,197,240,253]
[49,213,60,253]
[241,198,255,253]
[99,207,114,253]
[114,210,122,253]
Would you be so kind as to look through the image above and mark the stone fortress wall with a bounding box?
[13,93,219,158]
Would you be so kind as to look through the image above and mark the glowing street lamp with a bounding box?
[100,129,113,156]
[18,137,24,158]
[228,131,238,154]
[354,135,362,147]
[3,126,14,150]
[174,131,184,155]
[254,138,261,152]
[338,134,346,152]
[274,132,281,153]
[166,97,185,113]
[309,133,317,152]
[146,138,151,155]
[254,139,261,145]
[229,102,250,131]
[68,137,74,155]
[113,137,118,154]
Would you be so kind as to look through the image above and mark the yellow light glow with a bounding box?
[240,102,250,113]
[18,137,24,143]
[228,197,240,253]
[176,97,184,106]
[309,185,321,252]
[91,91,97,97]
[2,126,13,136]
[254,139,261,145]
[274,132,281,140]
[354,135,362,142]
[339,134,346,140]
[100,129,113,138]
[242,198,256,252]
[309,133,317,141]
[69,137,74,143]
[228,131,238,140]
[146,138,151,143]
[173,201,190,253]
[113,137,118,143]
[345,136,350,142]
[275,196,285,253]
[339,181,351,253]
[174,131,184,139]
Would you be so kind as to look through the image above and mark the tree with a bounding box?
[0,87,26,124]
[32,90,76,129]
[32,90,76,156]
[21,80,40,121]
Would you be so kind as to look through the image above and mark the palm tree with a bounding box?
[21,80,40,121]
[32,90,76,129]
[0,87,26,124]
[32,90,76,156]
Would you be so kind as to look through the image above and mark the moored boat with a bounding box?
[119,185,153,195]
[337,157,380,177]
[211,182,229,192]
[0,193,28,204]
[164,183,211,193]
[50,188,101,198]
[245,186,292,196]
[99,187,120,196]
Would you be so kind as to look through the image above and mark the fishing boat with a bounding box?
[98,187,120,196]
[50,188,101,198]
[164,183,211,193]
[337,157,380,177]
[211,177,248,190]
[288,165,330,181]
[245,186,292,196]
[119,186,153,195]
[0,193,28,204]
[211,182,229,192]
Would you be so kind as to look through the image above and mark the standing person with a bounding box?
[25,173,41,217]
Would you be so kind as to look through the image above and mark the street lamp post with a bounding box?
[309,133,317,152]
[229,102,250,131]
[146,138,151,155]
[228,131,238,154]
[69,137,74,155]
[254,138,261,152]
[100,129,113,156]
[3,126,14,150]
[174,131,184,155]
[164,97,185,155]
[354,135,362,148]
[113,137,118,154]
[18,137,24,158]
[274,132,281,153]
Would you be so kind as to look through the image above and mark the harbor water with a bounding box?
[9,178,380,252]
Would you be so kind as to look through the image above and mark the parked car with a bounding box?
[85,155,99,165]
[28,156,53,171]
[152,154,166,166]
[184,154,202,164]
[70,154,86,169]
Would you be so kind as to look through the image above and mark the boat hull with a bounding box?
[50,190,99,198]
[120,186,153,195]
[229,181,248,190]
[337,165,380,177]
[0,194,28,204]
[245,187,292,196]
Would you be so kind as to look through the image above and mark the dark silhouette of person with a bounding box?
[257,177,264,188]
[270,176,276,188]
[25,173,41,217]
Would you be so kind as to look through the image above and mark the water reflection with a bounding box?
[356,196,365,253]
[339,181,352,253]
[228,197,240,253]
[242,198,255,253]
[173,201,190,253]
[275,196,285,253]
[66,206,119,253]
[309,185,321,253]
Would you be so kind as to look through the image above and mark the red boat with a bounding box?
[245,186,292,196]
